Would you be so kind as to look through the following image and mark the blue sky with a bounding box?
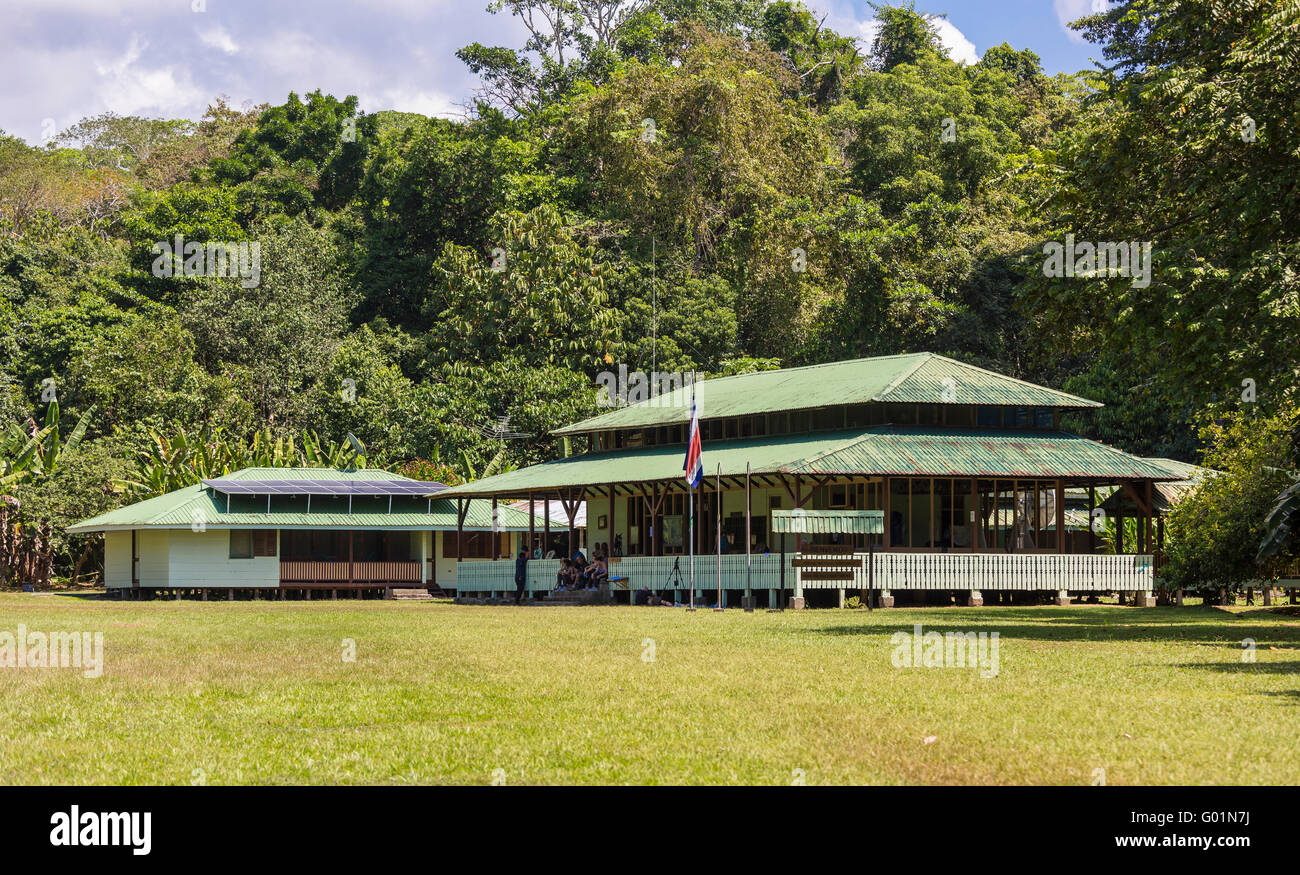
[1,1,1111,146]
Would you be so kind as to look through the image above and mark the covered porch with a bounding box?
[434,428,1178,606]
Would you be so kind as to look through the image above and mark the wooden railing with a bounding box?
[452,552,1156,593]
[279,560,422,584]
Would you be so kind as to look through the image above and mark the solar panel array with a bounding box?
[202,478,449,497]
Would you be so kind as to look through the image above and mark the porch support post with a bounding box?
[1055,589,1070,607]
[883,476,892,551]
[744,462,753,608]
[456,499,465,563]
[543,494,550,557]
[1144,480,1154,555]
[967,589,983,607]
[1088,484,1096,553]
[1056,479,1065,553]
[491,497,499,559]
[878,588,894,609]
[609,483,616,555]
[528,492,535,557]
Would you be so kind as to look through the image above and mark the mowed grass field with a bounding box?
[1,592,1298,785]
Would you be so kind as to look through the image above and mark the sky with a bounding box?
[1,0,1113,146]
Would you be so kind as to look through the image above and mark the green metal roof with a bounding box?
[554,352,1100,435]
[67,468,541,533]
[772,509,884,534]
[1099,457,1214,515]
[437,427,1177,498]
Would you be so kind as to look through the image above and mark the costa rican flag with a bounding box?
[683,391,703,489]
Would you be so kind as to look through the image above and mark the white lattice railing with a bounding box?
[448,552,1154,593]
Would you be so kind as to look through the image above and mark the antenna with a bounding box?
[651,236,657,375]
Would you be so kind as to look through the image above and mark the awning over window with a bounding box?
[771,509,884,534]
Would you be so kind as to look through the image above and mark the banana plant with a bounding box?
[1,401,93,490]
[1258,477,1300,563]
[118,425,373,499]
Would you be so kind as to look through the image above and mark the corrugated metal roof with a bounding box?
[438,427,1178,498]
[790,427,1177,480]
[67,468,539,533]
[771,510,884,534]
[1099,457,1214,514]
[554,352,1100,435]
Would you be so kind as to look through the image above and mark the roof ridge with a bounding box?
[872,353,935,399]
[918,354,1101,407]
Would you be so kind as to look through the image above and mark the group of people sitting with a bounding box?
[553,547,609,592]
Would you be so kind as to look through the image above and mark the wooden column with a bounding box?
[491,497,499,559]
[969,477,977,553]
[1088,483,1096,553]
[1056,479,1066,553]
[1144,480,1154,555]
[883,477,892,551]
[528,492,535,557]
[609,483,616,555]
[543,495,550,557]
[456,499,465,562]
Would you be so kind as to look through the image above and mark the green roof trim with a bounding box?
[554,352,1100,435]
[67,468,541,533]
[437,427,1178,498]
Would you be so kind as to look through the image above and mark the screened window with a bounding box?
[230,529,276,558]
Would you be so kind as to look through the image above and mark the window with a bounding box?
[230,529,276,558]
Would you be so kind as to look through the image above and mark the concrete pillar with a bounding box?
[768,588,776,608]
[878,589,894,608]
[837,588,845,609]
[789,595,806,610]
[1134,590,1157,607]
[1054,589,1070,607]
[227,588,233,601]
[1176,588,1184,606]
[967,589,983,607]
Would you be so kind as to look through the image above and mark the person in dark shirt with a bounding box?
[514,549,528,604]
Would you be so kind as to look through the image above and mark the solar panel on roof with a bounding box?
[202,478,448,496]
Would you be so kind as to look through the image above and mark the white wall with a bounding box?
[136,530,170,587]
[103,531,133,588]
[167,530,279,589]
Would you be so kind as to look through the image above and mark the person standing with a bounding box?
[514,549,529,605]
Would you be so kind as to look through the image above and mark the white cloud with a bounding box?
[853,15,978,66]
[1055,0,1110,45]
[930,17,978,66]
[93,35,204,118]
[359,87,461,120]
[198,24,239,55]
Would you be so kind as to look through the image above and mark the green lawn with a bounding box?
[1,592,1298,785]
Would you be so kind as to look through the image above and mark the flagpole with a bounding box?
[688,482,695,611]
[714,463,722,611]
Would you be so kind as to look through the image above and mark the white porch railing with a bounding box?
[450,552,1154,593]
